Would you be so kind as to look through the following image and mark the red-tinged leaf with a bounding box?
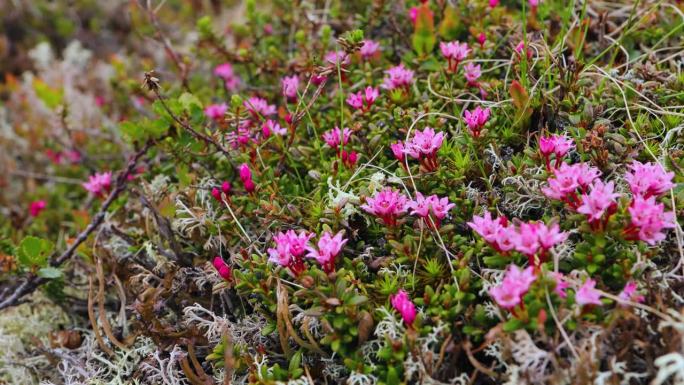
[509,80,529,110]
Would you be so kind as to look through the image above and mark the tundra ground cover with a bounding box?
[1,0,684,384]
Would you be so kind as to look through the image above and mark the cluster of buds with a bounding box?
[82,172,112,198]
[322,127,358,169]
[239,163,256,193]
[211,181,232,202]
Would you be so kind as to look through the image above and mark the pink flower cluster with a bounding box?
[346,87,379,113]
[239,163,255,193]
[468,212,567,266]
[281,75,299,102]
[440,41,470,72]
[576,180,620,227]
[542,162,601,206]
[244,96,276,119]
[382,64,415,91]
[617,280,645,306]
[204,103,227,121]
[306,231,347,273]
[463,106,490,138]
[268,230,314,275]
[261,119,287,138]
[408,192,455,229]
[362,187,409,226]
[463,62,481,87]
[214,63,240,91]
[490,265,536,310]
[322,127,352,150]
[391,289,417,326]
[83,172,112,197]
[212,256,232,281]
[575,279,602,307]
[401,127,445,171]
[325,50,350,67]
[625,161,674,199]
[626,195,675,245]
[359,40,380,60]
[539,134,575,170]
[211,181,232,202]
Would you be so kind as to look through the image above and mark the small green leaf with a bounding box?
[17,236,53,268]
[38,267,62,279]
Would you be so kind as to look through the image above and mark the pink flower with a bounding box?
[204,103,227,121]
[212,256,232,281]
[214,63,240,91]
[490,265,537,310]
[360,40,380,59]
[515,41,534,60]
[221,181,232,194]
[551,272,569,298]
[534,222,568,250]
[403,127,445,171]
[322,127,352,150]
[467,212,517,252]
[409,7,419,24]
[306,231,347,272]
[408,192,432,218]
[261,119,287,138]
[325,50,350,67]
[83,172,112,197]
[529,0,540,8]
[429,195,455,220]
[539,134,575,169]
[268,230,314,275]
[391,289,417,326]
[340,150,359,169]
[364,86,379,105]
[575,279,602,306]
[625,161,674,198]
[440,41,470,72]
[361,187,409,226]
[346,87,378,112]
[239,163,252,182]
[244,97,276,118]
[513,222,541,257]
[463,62,481,86]
[390,142,405,163]
[489,0,500,7]
[542,162,601,204]
[346,92,364,110]
[29,200,47,217]
[463,106,490,137]
[281,75,299,102]
[576,180,620,223]
[478,33,486,47]
[511,222,567,263]
[382,64,415,90]
[617,281,645,306]
[408,193,454,228]
[311,74,327,85]
[627,195,675,245]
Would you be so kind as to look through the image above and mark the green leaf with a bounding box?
[17,236,53,268]
[178,92,203,111]
[38,267,62,279]
[503,318,525,332]
[33,79,63,109]
[348,295,368,306]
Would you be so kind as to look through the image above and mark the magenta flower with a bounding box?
[575,279,602,307]
[268,230,314,275]
[281,75,299,102]
[542,162,601,206]
[244,96,276,118]
[364,86,379,105]
[404,127,445,171]
[29,200,47,217]
[390,142,405,163]
[534,222,568,250]
[311,74,327,85]
[478,33,486,48]
[83,172,112,197]
[626,195,675,245]
[361,187,409,226]
[617,281,645,306]
[576,180,620,224]
[408,193,454,228]
[468,212,513,252]
[212,256,232,281]
[408,192,432,218]
[391,289,417,326]
[382,64,415,91]
[513,222,541,257]
[261,119,286,138]
[360,40,381,59]
[529,0,540,9]
[325,50,350,67]
[214,63,234,80]
[440,41,470,72]
[489,265,537,310]
[322,127,352,150]
[346,86,379,112]
[239,163,256,193]
[463,106,490,137]
[625,161,674,198]
[463,62,481,86]
[515,41,534,60]
[340,150,359,169]
[306,231,347,273]
[539,134,575,169]
[551,272,569,298]
[346,92,363,110]
[204,103,227,121]
[489,0,500,7]
[511,222,568,264]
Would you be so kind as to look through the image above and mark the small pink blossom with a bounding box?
[408,193,454,228]
[306,231,347,272]
[490,265,537,310]
[322,127,352,150]
[83,172,112,197]
[576,180,620,223]
[463,106,490,137]
[463,62,481,86]
[325,50,350,67]
[625,161,675,198]
[244,96,276,118]
[239,163,252,182]
[281,75,299,102]
[478,33,486,48]
[467,212,516,252]
[346,92,363,110]
[626,195,675,245]
[575,279,602,307]
[360,40,381,59]
[489,0,500,7]
[408,7,418,24]
[212,256,232,281]
[404,127,444,161]
[551,272,569,298]
[382,64,415,90]
[617,281,645,306]
[390,142,405,163]
[204,103,227,121]
[340,150,359,169]
[515,41,534,60]
[440,41,470,72]
[542,162,601,205]
[311,74,328,85]
[391,289,417,326]
[529,0,540,9]
[361,187,409,226]
[29,200,47,217]
[261,119,287,138]
[268,230,314,275]
[214,63,240,91]
[346,87,379,112]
